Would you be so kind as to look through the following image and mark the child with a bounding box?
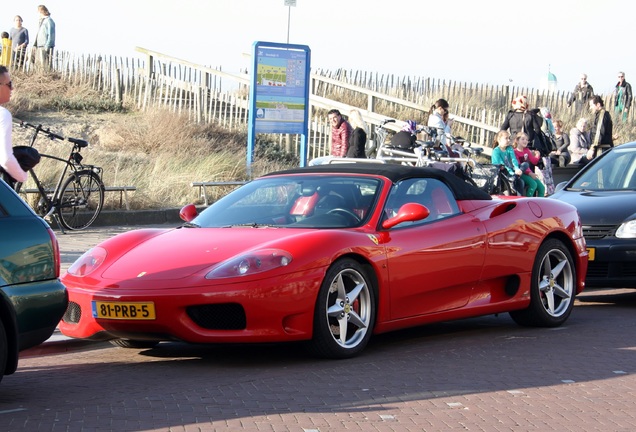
[0,32,12,66]
[513,131,546,197]
[491,130,524,195]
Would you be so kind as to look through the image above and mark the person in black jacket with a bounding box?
[500,95,546,153]
[588,95,613,159]
[567,74,594,114]
[346,109,368,158]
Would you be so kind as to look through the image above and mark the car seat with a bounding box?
[289,186,319,221]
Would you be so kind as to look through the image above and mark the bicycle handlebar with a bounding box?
[16,120,65,140]
[14,119,89,147]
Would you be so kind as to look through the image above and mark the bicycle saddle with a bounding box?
[68,137,89,148]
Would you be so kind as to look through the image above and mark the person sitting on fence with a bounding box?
[568,118,591,166]
[327,109,352,157]
[491,130,524,195]
[390,120,418,150]
[346,109,368,158]
[549,119,571,167]
[513,132,546,197]
[427,98,452,146]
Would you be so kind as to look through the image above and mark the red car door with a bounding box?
[381,178,487,319]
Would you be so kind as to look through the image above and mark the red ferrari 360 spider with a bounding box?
[59,164,588,358]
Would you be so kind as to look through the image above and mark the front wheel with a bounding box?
[509,239,576,327]
[308,258,376,359]
[58,170,105,230]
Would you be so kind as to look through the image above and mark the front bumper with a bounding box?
[585,237,636,288]
[58,273,323,344]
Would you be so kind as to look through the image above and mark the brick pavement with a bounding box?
[2,224,635,431]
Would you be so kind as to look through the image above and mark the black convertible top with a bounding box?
[266,163,492,201]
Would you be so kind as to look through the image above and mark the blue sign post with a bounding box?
[247,41,311,175]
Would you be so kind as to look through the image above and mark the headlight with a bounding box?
[206,249,292,279]
[616,220,636,239]
[67,247,107,277]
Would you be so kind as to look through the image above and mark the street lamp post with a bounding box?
[284,0,296,44]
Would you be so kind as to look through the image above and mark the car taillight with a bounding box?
[47,227,61,278]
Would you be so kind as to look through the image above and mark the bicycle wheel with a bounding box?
[469,163,499,194]
[495,172,516,196]
[58,170,105,230]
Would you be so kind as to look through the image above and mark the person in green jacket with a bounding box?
[491,130,524,195]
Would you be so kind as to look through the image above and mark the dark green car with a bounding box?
[0,180,67,383]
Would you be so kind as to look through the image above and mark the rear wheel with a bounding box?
[58,171,105,230]
[308,258,376,359]
[110,339,160,349]
[510,239,576,327]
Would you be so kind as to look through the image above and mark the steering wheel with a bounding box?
[326,208,361,223]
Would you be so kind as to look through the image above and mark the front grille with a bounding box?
[622,262,636,278]
[62,301,82,324]
[586,261,610,278]
[187,303,246,330]
[582,224,616,239]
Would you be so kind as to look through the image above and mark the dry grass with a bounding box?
[14,70,634,211]
[8,72,296,209]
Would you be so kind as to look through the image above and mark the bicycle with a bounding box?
[14,121,106,232]
[374,121,436,166]
[366,118,396,158]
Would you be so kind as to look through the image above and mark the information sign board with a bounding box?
[247,41,311,170]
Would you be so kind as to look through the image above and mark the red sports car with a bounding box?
[59,164,588,359]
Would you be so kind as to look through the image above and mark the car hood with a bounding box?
[99,227,320,281]
[552,190,636,225]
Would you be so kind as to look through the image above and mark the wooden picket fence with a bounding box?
[11,47,630,160]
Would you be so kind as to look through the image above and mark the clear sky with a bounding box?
[3,0,630,95]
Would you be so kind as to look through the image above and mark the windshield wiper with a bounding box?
[224,223,278,228]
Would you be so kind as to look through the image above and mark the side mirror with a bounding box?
[382,203,430,229]
[179,204,198,222]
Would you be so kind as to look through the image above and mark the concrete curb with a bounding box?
[92,208,186,227]
[49,207,194,229]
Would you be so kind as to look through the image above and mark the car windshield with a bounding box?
[569,147,636,191]
[192,175,382,228]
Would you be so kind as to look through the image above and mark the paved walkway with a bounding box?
[12,222,636,431]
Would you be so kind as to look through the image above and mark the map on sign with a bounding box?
[254,47,308,134]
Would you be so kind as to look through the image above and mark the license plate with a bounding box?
[92,301,156,320]
[587,247,595,261]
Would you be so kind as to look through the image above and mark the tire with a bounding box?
[0,319,7,384]
[110,339,160,349]
[509,239,576,327]
[58,170,105,230]
[308,258,376,359]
